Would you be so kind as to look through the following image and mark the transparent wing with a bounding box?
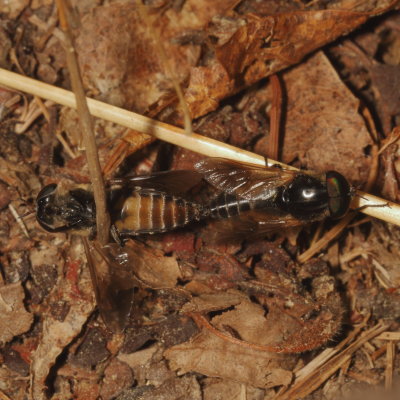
[205,210,303,242]
[195,158,296,200]
[109,170,203,196]
[83,239,137,333]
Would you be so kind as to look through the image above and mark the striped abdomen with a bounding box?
[206,193,251,219]
[115,189,203,235]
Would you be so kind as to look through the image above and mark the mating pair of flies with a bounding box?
[36,158,352,331]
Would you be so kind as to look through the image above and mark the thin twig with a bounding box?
[55,0,110,245]
[275,321,389,400]
[1,68,400,227]
[385,340,395,390]
[9,49,51,124]
[376,332,400,341]
[379,126,400,155]
[297,212,355,263]
[8,203,30,238]
[0,390,12,400]
[346,370,380,385]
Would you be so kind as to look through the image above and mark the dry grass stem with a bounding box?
[15,99,54,134]
[297,213,355,263]
[294,316,369,382]
[385,341,395,390]
[8,203,30,238]
[9,49,51,124]
[346,370,380,385]
[361,347,375,368]
[372,345,388,361]
[1,68,400,228]
[0,390,13,400]
[376,332,400,341]
[56,0,110,245]
[275,321,390,400]
[379,126,400,155]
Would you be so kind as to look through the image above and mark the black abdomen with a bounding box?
[207,193,251,219]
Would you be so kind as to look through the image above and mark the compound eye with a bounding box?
[36,184,69,232]
[326,171,351,219]
[37,184,57,203]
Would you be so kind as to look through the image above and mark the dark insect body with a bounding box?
[35,158,352,332]
[36,158,352,240]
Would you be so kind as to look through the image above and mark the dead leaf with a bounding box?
[164,328,293,388]
[76,1,238,112]
[124,240,182,288]
[203,378,266,400]
[74,2,399,122]
[30,240,96,400]
[117,375,202,400]
[282,51,372,183]
[0,282,33,344]
[181,290,244,313]
[0,0,28,19]
[117,345,158,369]
[184,5,394,118]
[100,358,134,400]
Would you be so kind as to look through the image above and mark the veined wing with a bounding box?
[195,158,296,200]
[206,209,304,242]
[109,170,203,196]
[83,239,137,333]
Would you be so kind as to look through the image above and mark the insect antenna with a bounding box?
[8,203,30,238]
[17,210,36,220]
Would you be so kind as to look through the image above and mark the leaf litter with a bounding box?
[0,0,400,399]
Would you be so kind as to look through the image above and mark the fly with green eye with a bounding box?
[35,158,353,331]
[36,158,353,239]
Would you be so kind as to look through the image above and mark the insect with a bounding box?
[36,158,352,331]
[37,158,353,239]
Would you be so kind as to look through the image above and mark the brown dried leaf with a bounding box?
[203,378,265,400]
[117,376,202,400]
[74,2,398,121]
[0,0,29,19]
[344,221,400,290]
[370,63,400,117]
[30,241,95,400]
[69,328,110,368]
[121,346,177,388]
[0,182,11,210]
[213,299,287,347]
[184,5,393,118]
[281,51,372,183]
[76,1,238,112]
[183,255,343,353]
[100,359,134,400]
[68,372,100,400]
[124,240,182,288]
[181,291,244,313]
[0,366,29,399]
[210,290,341,353]
[0,282,33,344]
[117,345,158,370]
[164,328,293,388]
